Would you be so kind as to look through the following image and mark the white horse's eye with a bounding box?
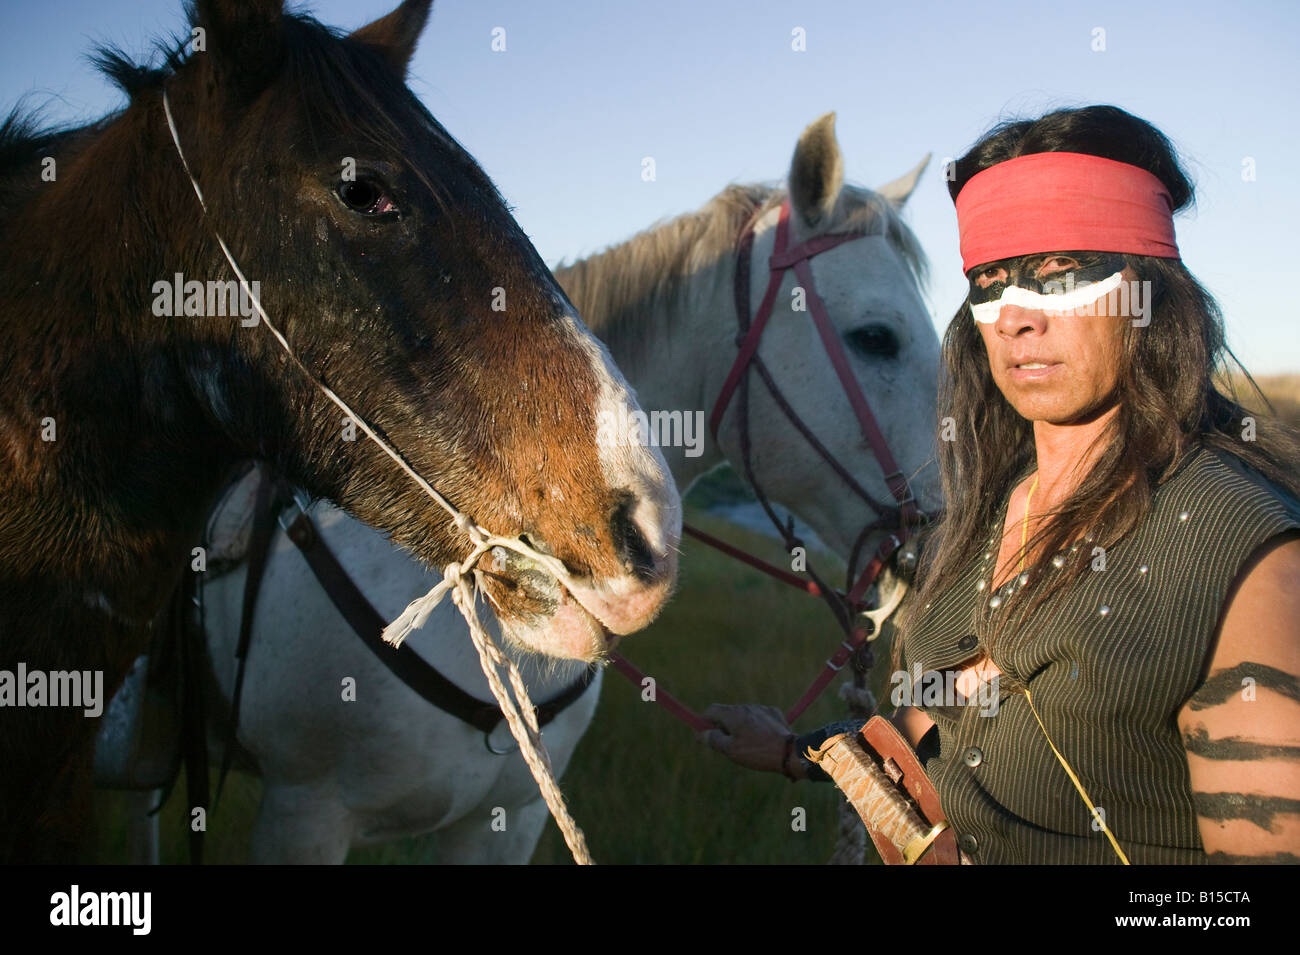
[845,324,899,359]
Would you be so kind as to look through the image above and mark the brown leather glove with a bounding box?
[697,703,795,776]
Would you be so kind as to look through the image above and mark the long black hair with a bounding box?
[896,105,1300,657]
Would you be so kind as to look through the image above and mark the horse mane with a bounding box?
[0,109,83,195]
[1,6,469,217]
[0,20,191,186]
[554,181,929,360]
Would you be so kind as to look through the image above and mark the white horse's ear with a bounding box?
[876,154,931,210]
[788,112,844,229]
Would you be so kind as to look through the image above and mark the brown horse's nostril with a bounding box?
[609,492,659,583]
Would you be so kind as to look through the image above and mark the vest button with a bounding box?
[957,634,977,651]
[963,745,984,768]
[957,833,979,854]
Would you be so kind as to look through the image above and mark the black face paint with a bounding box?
[966,251,1128,319]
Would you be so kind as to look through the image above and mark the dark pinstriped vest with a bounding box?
[900,443,1300,864]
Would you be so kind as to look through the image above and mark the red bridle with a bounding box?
[610,200,926,730]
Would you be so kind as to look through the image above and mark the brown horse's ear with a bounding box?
[193,0,286,103]
[788,112,845,229]
[351,0,435,77]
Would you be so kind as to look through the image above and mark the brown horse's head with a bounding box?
[137,0,679,658]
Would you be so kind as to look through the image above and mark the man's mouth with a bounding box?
[1008,360,1063,381]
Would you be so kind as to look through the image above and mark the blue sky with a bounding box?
[4,0,1297,373]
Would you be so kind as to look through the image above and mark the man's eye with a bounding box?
[976,266,1006,287]
[1038,256,1080,275]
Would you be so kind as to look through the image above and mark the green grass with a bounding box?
[530,508,891,865]
[93,503,892,865]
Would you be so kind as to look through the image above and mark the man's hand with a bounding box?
[698,703,796,776]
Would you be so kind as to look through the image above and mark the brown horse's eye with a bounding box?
[337,178,397,216]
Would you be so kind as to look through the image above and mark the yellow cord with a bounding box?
[1024,689,1131,865]
[1018,474,1039,574]
[1010,475,1129,864]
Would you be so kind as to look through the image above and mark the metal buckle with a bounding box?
[882,470,916,507]
[275,487,313,533]
[903,819,949,865]
[485,720,520,755]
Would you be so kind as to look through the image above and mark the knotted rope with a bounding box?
[164,87,594,864]
[825,575,909,865]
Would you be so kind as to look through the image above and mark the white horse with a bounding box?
[115,112,943,862]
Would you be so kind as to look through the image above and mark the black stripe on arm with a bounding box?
[1183,726,1300,761]
[1206,850,1300,865]
[1186,662,1300,711]
[1192,792,1300,831]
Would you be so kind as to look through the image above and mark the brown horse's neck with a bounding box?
[0,97,237,623]
[0,100,240,864]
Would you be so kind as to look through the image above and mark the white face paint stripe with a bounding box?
[970,271,1125,324]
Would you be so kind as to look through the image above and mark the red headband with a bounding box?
[955,152,1180,273]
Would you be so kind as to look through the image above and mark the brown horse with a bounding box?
[0,0,679,862]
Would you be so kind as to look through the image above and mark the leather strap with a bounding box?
[175,569,209,864]
[613,200,927,731]
[708,211,787,440]
[808,716,962,865]
[215,471,280,804]
[859,715,960,865]
[272,482,597,736]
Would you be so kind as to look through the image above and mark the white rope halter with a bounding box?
[162,86,594,864]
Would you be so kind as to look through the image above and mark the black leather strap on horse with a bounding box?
[274,488,597,734]
[222,471,596,753]
[215,472,282,805]
[175,568,210,864]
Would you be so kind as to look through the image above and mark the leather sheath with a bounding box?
[807,715,964,865]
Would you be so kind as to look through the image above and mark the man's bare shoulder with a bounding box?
[1179,531,1300,864]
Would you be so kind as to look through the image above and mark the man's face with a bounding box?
[968,251,1135,424]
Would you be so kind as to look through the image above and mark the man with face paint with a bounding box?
[702,106,1300,865]
[966,251,1131,326]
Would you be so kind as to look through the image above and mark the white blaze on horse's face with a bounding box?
[495,312,682,661]
[211,0,683,665]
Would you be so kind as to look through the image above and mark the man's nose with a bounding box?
[995,302,1047,333]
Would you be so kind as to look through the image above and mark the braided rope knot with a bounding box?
[453,511,483,542]
[838,683,877,716]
